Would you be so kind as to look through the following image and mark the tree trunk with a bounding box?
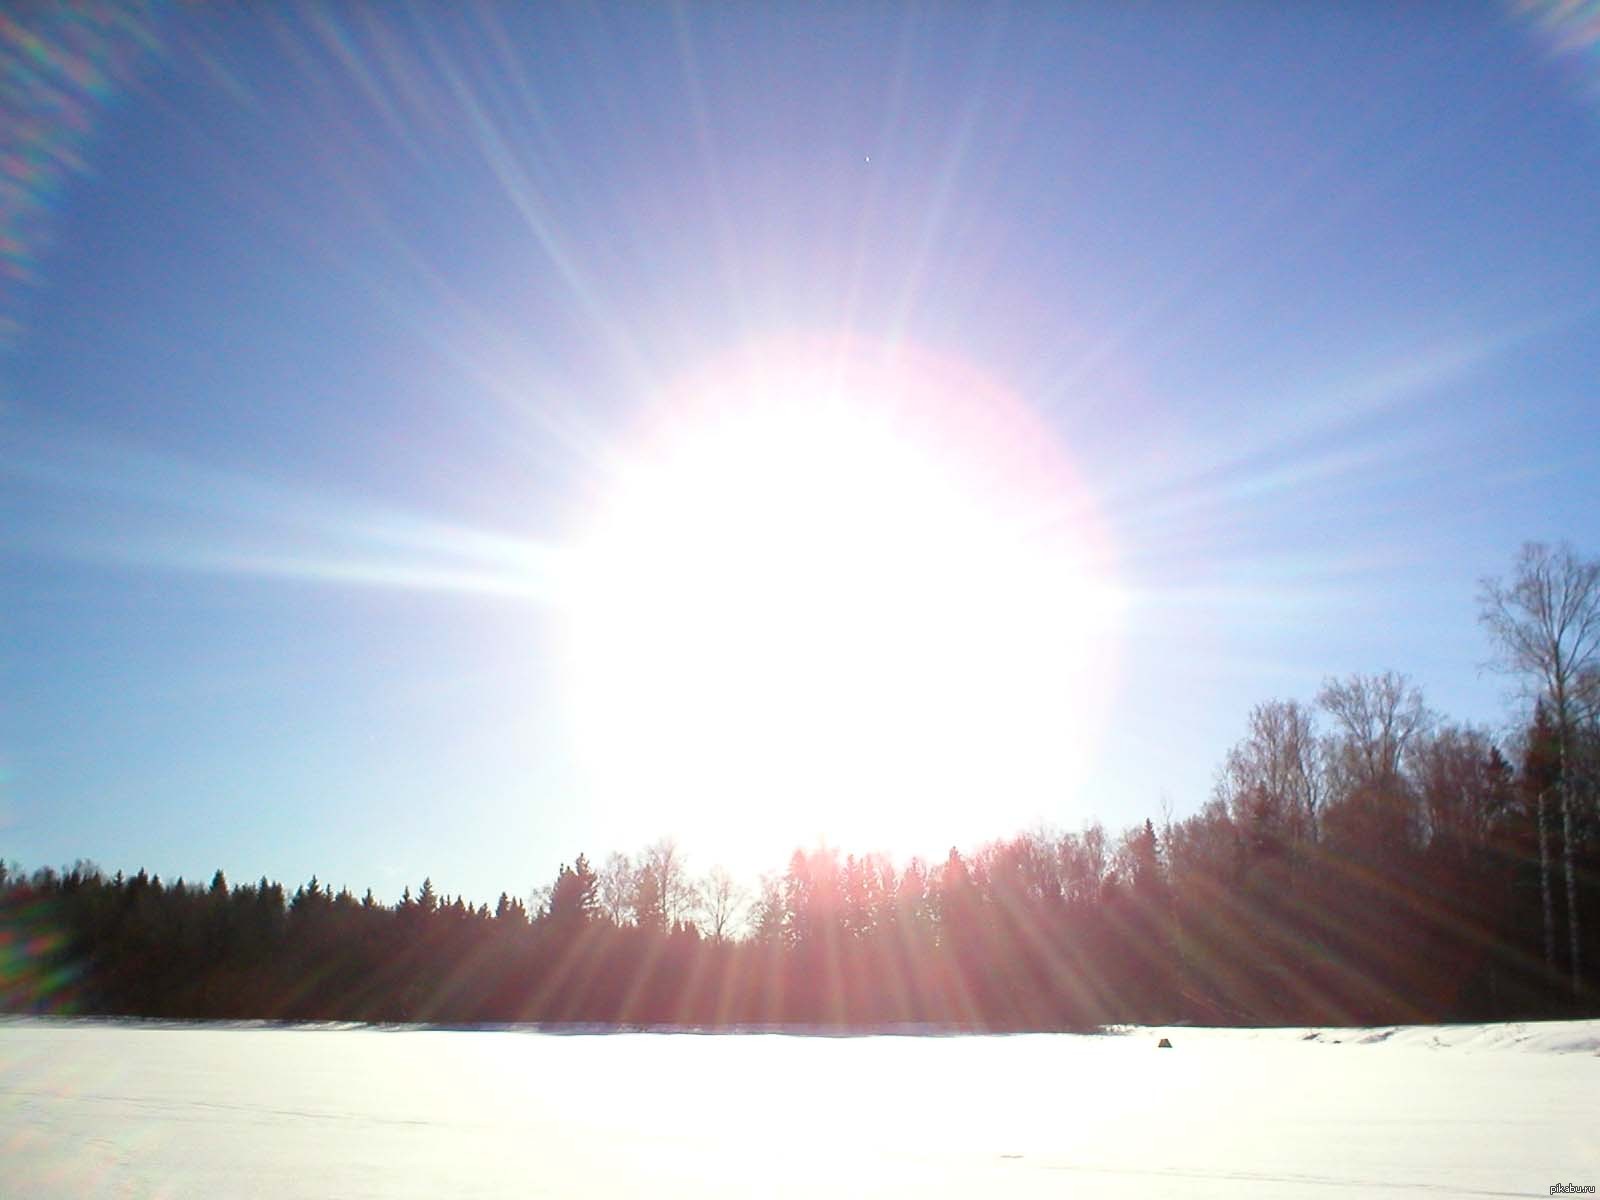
[1539,791,1554,971]
[1557,714,1581,998]
[1561,784,1581,996]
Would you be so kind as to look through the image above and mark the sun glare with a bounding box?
[563,340,1121,865]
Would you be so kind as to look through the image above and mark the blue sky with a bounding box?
[2,3,1598,905]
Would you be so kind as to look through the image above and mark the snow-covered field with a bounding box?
[2,1018,1595,1198]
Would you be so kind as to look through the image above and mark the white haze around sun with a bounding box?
[560,347,1122,867]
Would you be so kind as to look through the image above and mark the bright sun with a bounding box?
[562,339,1121,867]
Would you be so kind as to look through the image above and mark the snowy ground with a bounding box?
[2,1018,1595,1198]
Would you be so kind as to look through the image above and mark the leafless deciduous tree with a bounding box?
[1318,671,1431,792]
[597,851,636,926]
[1215,699,1326,846]
[698,865,746,942]
[1479,541,1600,994]
[1316,672,1431,857]
[635,837,699,932]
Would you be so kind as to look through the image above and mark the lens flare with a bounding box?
[1515,0,1600,114]
[0,2,166,355]
[0,893,79,1014]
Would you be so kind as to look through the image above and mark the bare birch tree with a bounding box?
[1479,541,1600,995]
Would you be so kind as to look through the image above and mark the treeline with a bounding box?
[1,681,1593,1026]
[1,544,1596,1027]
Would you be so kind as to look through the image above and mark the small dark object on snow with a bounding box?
[1157,1037,1173,1048]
